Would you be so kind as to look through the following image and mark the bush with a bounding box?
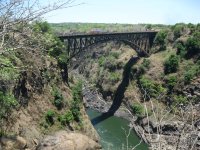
[52,88,64,110]
[131,104,144,116]
[173,24,184,39]
[109,72,121,83]
[131,59,151,78]
[48,36,65,58]
[0,92,18,120]
[98,56,106,67]
[139,76,166,99]
[104,55,116,71]
[58,110,74,125]
[175,42,187,58]
[0,55,19,81]
[145,24,152,30]
[33,21,52,33]
[109,51,120,59]
[173,95,188,106]
[183,63,200,84]
[165,75,177,92]
[71,81,82,122]
[141,59,151,69]
[187,23,196,34]
[154,30,167,50]
[185,32,200,57]
[164,54,179,74]
[57,52,69,67]
[45,109,55,125]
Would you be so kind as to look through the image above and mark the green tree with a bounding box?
[164,54,179,74]
[33,21,52,33]
[58,110,74,125]
[131,103,144,116]
[154,30,168,51]
[176,42,187,58]
[45,109,55,125]
[52,88,64,110]
[173,24,184,39]
[165,75,177,92]
[185,32,200,57]
[71,81,82,122]
[139,76,166,99]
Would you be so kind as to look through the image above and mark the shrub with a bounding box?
[173,24,184,39]
[196,23,200,31]
[141,59,151,69]
[187,23,196,34]
[154,30,167,50]
[98,56,106,67]
[185,32,200,57]
[58,53,69,67]
[109,72,121,83]
[58,110,74,125]
[71,81,82,122]
[131,103,144,116]
[139,76,166,99]
[0,55,19,81]
[175,42,187,58]
[165,75,177,92]
[145,24,152,30]
[33,21,52,33]
[45,109,55,125]
[48,36,65,58]
[0,92,18,120]
[109,51,120,59]
[164,54,179,74]
[103,55,116,71]
[131,59,151,78]
[52,88,64,110]
[173,95,188,106]
[65,110,74,123]
[183,63,200,84]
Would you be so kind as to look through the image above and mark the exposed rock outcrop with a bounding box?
[0,136,27,150]
[37,131,102,150]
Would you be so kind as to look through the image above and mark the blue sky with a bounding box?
[44,0,200,24]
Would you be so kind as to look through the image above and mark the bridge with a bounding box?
[58,31,158,58]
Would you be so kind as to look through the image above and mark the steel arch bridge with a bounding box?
[58,31,157,58]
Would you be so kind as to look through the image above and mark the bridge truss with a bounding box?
[59,31,157,58]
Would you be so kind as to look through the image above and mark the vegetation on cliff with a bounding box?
[57,22,200,149]
[0,1,99,149]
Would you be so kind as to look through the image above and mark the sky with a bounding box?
[44,0,200,24]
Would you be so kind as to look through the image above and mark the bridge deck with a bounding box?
[58,31,157,38]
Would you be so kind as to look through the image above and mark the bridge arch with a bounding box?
[59,31,157,59]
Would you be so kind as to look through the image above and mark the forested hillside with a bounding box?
[50,22,168,34]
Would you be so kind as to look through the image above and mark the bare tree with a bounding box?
[124,81,200,150]
[0,0,82,54]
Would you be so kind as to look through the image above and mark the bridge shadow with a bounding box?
[91,56,139,125]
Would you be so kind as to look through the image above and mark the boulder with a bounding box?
[161,123,178,135]
[37,131,101,150]
[0,136,27,150]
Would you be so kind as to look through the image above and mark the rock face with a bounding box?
[0,136,27,150]
[37,131,102,150]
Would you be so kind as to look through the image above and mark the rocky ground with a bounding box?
[82,82,200,150]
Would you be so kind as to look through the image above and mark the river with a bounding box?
[86,108,149,150]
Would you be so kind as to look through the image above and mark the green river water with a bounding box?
[86,109,149,150]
